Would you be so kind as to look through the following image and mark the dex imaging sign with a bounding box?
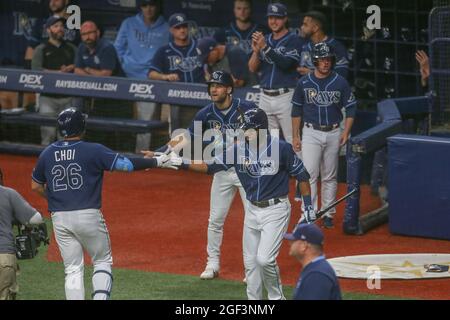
[129,83,156,100]
[19,74,44,90]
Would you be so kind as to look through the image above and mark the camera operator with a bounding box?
[0,168,44,300]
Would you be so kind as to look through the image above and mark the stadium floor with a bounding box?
[1,154,449,300]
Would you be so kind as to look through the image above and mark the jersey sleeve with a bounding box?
[99,44,119,71]
[148,47,166,73]
[95,144,120,171]
[227,47,247,80]
[283,143,310,182]
[8,188,38,225]
[294,272,335,300]
[32,153,47,184]
[291,80,305,117]
[340,79,357,118]
[188,108,207,137]
[75,45,85,68]
[263,36,301,71]
[333,40,349,79]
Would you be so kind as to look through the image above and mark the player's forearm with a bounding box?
[149,70,167,81]
[292,116,302,139]
[342,117,354,136]
[74,67,89,76]
[263,47,297,70]
[31,181,47,199]
[84,68,113,77]
[248,52,261,73]
[188,162,209,173]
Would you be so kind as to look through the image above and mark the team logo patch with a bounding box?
[239,156,278,177]
[271,5,278,12]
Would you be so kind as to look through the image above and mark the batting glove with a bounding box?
[304,205,317,224]
[154,152,183,170]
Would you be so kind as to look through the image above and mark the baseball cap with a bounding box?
[139,0,158,6]
[284,224,324,246]
[168,13,191,28]
[197,37,218,60]
[45,15,66,29]
[267,3,288,17]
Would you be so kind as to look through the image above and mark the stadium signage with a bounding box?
[0,75,7,84]
[168,89,210,100]
[129,83,155,99]
[54,80,117,92]
[19,74,44,90]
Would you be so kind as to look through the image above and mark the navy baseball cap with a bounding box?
[267,3,288,17]
[284,224,324,246]
[139,0,158,6]
[45,15,65,29]
[197,37,218,59]
[169,13,191,28]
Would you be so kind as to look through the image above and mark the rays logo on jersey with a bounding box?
[262,47,299,65]
[304,89,341,106]
[239,156,278,177]
[168,55,202,72]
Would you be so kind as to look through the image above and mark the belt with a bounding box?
[305,122,339,132]
[262,88,290,96]
[251,197,286,208]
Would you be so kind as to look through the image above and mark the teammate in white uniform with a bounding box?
[291,43,356,228]
[31,108,179,300]
[248,3,305,146]
[145,71,256,280]
[172,108,315,300]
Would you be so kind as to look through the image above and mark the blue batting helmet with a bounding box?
[57,108,87,138]
[207,70,234,94]
[239,108,269,131]
[312,42,335,67]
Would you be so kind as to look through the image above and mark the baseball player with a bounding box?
[144,71,256,280]
[31,108,180,300]
[291,42,356,228]
[148,12,205,131]
[298,11,349,79]
[248,3,305,145]
[171,108,315,300]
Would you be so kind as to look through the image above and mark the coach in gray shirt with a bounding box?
[0,168,43,300]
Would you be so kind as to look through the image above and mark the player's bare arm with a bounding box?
[31,180,47,199]
[149,70,180,82]
[248,33,262,72]
[292,116,302,152]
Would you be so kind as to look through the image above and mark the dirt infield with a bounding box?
[1,154,449,300]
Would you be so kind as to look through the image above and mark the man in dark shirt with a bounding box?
[32,16,77,145]
[284,223,342,300]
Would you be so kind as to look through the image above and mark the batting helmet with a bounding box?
[312,42,335,68]
[207,70,234,94]
[239,108,269,131]
[57,108,87,138]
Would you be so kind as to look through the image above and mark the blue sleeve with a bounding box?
[114,20,129,62]
[75,45,84,68]
[32,154,46,184]
[99,44,118,71]
[333,40,349,79]
[188,109,206,137]
[95,144,120,171]
[148,47,166,73]
[294,273,335,300]
[284,144,310,182]
[27,18,45,48]
[291,81,304,117]
[340,79,357,118]
[227,47,247,80]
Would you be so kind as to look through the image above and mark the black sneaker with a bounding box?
[323,217,334,229]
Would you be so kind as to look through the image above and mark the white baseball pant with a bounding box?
[206,167,249,271]
[51,209,113,300]
[37,95,73,146]
[301,126,341,217]
[259,90,294,145]
[243,198,291,300]
[135,101,159,153]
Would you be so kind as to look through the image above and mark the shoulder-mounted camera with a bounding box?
[15,223,50,260]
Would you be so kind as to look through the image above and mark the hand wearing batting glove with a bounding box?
[298,205,317,225]
[154,152,182,170]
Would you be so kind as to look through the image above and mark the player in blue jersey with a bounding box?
[31,108,180,300]
[149,12,206,131]
[298,11,349,79]
[143,71,256,280]
[291,42,356,228]
[248,3,305,146]
[166,107,315,300]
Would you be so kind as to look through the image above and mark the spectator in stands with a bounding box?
[74,21,122,77]
[416,50,430,89]
[214,0,267,86]
[198,37,248,88]
[148,13,205,131]
[25,0,80,69]
[114,0,169,153]
[31,16,77,146]
[284,224,342,300]
[298,11,349,79]
[0,168,44,300]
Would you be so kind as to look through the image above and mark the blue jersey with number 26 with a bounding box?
[32,140,119,212]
